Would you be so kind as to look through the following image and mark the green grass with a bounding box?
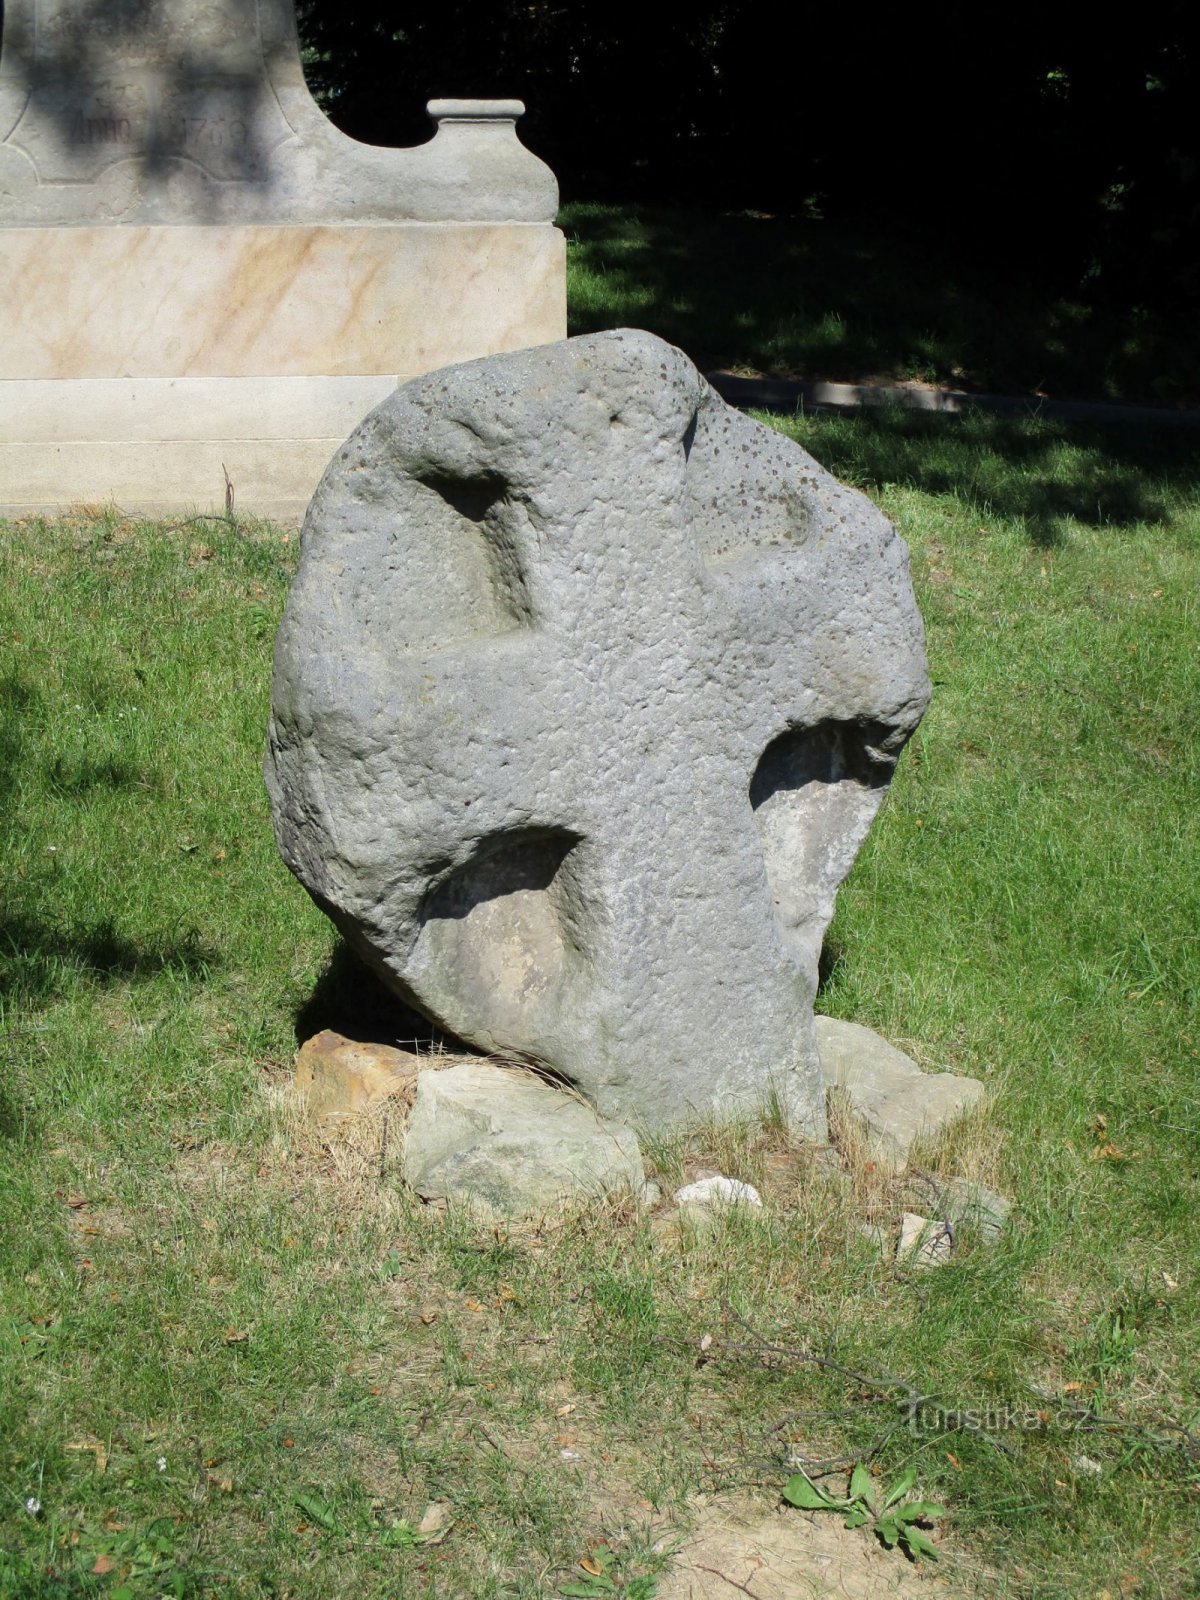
[564,202,1200,405]
[1,412,1198,1598]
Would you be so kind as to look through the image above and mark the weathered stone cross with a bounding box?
[267,331,929,1133]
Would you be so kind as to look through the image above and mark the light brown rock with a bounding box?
[817,1016,986,1173]
[294,1030,418,1121]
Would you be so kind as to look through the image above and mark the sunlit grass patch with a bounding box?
[1,412,1197,1598]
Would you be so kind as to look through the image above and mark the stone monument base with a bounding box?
[2,374,404,521]
[0,221,565,520]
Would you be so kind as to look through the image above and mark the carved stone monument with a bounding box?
[266,331,931,1135]
[0,0,565,517]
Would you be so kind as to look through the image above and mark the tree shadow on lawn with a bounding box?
[0,673,37,811]
[0,1074,37,1143]
[0,914,216,1006]
[563,202,1200,405]
[779,407,1200,549]
[2,669,158,807]
[567,203,972,385]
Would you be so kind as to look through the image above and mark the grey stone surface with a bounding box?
[0,1,557,224]
[896,1211,954,1270]
[900,1173,1010,1246]
[937,1176,1011,1244]
[817,1016,986,1172]
[266,330,930,1133]
[402,1061,644,1217]
[855,1222,889,1259]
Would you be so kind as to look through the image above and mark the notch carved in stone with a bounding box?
[414,828,587,1058]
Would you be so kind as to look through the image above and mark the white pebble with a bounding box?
[673,1175,763,1209]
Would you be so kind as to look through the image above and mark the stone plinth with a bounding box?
[0,217,565,517]
[0,2,565,519]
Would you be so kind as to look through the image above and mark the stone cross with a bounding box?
[266,331,930,1134]
[0,0,555,223]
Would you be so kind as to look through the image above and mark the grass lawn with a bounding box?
[1,409,1198,1598]
[564,202,1200,407]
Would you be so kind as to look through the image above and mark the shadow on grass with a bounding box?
[0,673,38,810]
[567,203,964,383]
[563,203,1200,406]
[45,753,156,798]
[0,1076,37,1143]
[780,407,1200,549]
[817,935,848,999]
[0,1558,108,1598]
[295,938,466,1054]
[0,915,216,1006]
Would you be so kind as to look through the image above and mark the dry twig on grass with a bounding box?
[718,1301,1017,1464]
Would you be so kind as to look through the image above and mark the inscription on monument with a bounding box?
[37,0,261,67]
[0,0,566,523]
[0,0,561,224]
[70,115,134,146]
[2,0,291,188]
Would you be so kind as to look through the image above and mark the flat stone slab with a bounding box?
[816,1016,986,1173]
[932,1175,1012,1244]
[295,1029,418,1121]
[896,1211,954,1270]
[674,1176,763,1210]
[402,1061,644,1218]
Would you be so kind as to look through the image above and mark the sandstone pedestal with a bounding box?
[0,3,565,519]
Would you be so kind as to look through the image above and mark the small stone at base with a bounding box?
[674,1175,763,1209]
[403,1061,644,1218]
[294,1030,418,1120]
[896,1211,954,1269]
[817,1016,987,1174]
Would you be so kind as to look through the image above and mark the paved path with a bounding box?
[709,372,1200,428]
